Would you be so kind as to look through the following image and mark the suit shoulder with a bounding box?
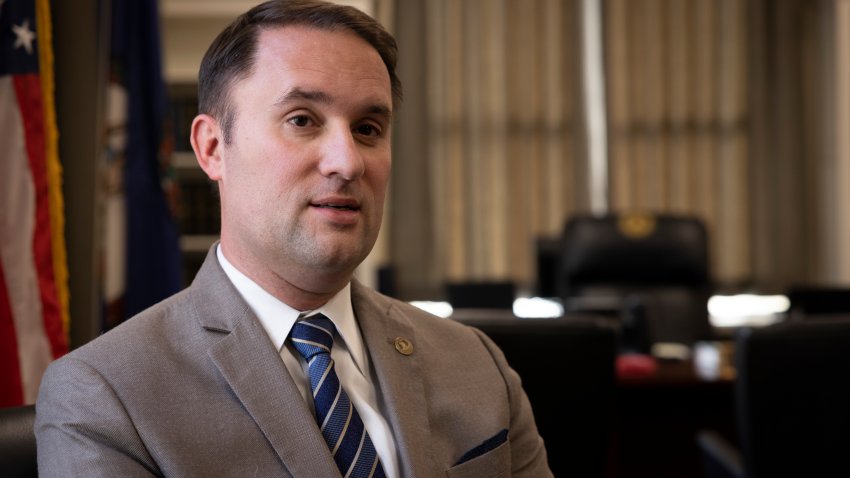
[58,286,199,366]
[364,288,472,330]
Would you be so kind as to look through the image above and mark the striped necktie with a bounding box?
[290,315,386,478]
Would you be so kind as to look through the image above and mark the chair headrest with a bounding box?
[561,213,709,291]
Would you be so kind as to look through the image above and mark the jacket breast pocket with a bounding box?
[445,441,511,478]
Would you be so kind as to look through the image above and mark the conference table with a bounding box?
[605,345,737,478]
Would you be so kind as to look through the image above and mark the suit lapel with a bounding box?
[352,282,438,478]
[191,247,341,477]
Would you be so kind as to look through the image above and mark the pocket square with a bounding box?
[454,428,509,465]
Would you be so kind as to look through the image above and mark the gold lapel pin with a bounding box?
[393,337,413,356]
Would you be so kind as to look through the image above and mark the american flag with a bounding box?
[0,0,68,407]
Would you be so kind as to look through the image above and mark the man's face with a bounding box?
[216,25,392,295]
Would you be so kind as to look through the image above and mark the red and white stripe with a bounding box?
[0,72,66,406]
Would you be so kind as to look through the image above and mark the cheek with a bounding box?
[240,144,300,195]
[368,154,392,194]
[229,163,285,218]
[221,133,302,218]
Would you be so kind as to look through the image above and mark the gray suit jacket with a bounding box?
[35,248,552,477]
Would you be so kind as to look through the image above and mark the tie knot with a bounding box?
[291,315,336,361]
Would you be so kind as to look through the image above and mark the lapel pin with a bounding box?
[393,337,413,355]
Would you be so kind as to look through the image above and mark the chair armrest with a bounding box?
[696,429,745,478]
[0,404,37,477]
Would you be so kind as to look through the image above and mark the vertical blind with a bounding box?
[424,0,582,289]
[605,0,750,285]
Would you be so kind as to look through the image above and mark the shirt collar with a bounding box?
[216,245,368,375]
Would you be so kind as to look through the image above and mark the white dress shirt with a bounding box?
[216,246,399,478]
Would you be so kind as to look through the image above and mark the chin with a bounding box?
[301,246,367,272]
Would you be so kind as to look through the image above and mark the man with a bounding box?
[35,1,552,476]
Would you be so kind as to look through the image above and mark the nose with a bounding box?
[318,124,365,181]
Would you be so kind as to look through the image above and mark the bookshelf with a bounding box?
[159,0,243,282]
[164,81,218,284]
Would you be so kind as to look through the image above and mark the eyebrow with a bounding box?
[274,87,332,107]
[274,87,393,120]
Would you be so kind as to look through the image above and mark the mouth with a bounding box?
[310,197,362,226]
[310,198,361,212]
[314,204,358,211]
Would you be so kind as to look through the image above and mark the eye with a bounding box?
[354,123,381,137]
[287,115,313,128]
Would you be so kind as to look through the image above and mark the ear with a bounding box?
[190,113,224,181]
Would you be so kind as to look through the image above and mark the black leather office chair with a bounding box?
[0,404,38,477]
[445,280,516,316]
[785,285,850,319]
[559,213,713,347]
[698,318,850,478]
[453,316,617,477]
[534,235,563,298]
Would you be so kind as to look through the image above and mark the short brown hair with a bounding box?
[198,0,402,143]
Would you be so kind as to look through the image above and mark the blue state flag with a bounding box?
[108,0,182,324]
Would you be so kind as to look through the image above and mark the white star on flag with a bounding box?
[12,18,36,55]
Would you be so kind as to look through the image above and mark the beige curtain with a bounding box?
[605,0,750,286]
[748,0,850,291]
[392,0,584,299]
[427,0,585,287]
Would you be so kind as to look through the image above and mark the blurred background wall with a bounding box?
[389,0,850,299]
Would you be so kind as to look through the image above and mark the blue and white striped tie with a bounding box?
[290,315,386,478]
